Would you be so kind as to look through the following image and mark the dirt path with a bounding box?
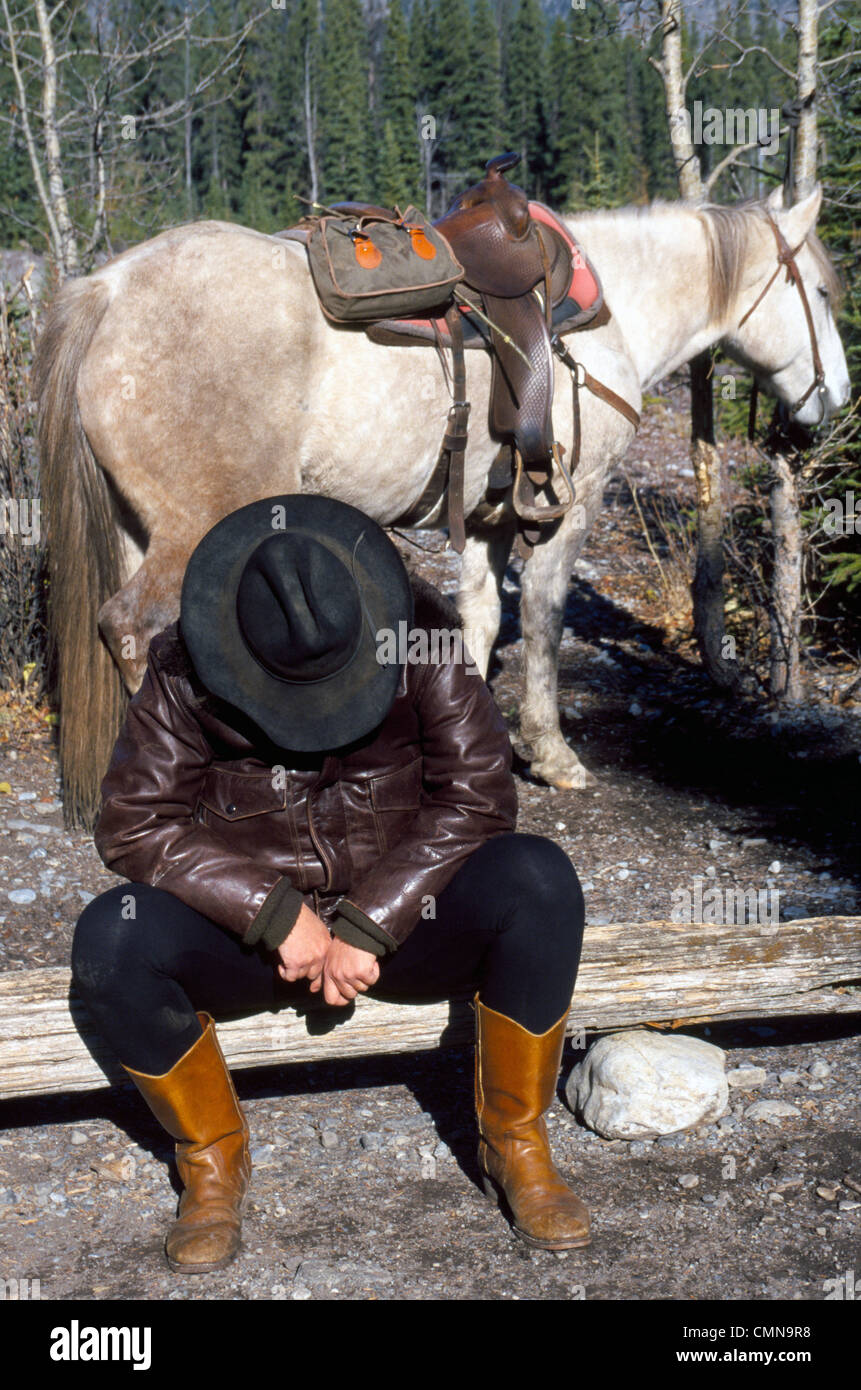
[1,388,858,1301]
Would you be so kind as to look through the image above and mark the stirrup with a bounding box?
[511,442,575,524]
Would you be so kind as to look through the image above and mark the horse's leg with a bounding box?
[98,537,191,692]
[518,495,603,790]
[456,520,516,679]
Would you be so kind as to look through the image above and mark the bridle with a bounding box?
[737,213,827,438]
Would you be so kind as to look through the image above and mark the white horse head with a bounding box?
[720,184,850,426]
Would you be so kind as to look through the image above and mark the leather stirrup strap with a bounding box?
[443,304,470,553]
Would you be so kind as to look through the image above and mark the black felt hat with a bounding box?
[180,495,414,751]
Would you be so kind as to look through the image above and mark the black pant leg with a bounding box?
[371,833,584,1033]
[72,881,295,1074]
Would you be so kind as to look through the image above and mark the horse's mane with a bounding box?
[572,197,843,322]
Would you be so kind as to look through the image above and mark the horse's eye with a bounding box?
[817,285,830,300]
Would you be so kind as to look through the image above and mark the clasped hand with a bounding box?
[275,902,380,1006]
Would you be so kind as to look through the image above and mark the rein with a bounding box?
[739,213,826,439]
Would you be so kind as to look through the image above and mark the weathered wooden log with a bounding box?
[0,916,858,1099]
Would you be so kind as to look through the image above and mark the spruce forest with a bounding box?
[0,0,856,243]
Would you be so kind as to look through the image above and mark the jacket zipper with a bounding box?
[306,797,335,892]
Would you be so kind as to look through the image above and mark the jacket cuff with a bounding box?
[245,877,305,950]
[332,899,398,957]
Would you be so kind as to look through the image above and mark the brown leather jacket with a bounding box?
[94,576,518,958]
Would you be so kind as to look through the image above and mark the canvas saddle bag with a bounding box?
[304,204,464,323]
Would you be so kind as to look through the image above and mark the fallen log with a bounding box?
[0,916,858,1099]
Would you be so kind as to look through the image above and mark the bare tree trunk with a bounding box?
[3,0,81,277]
[690,352,740,688]
[184,5,194,219]
[768,0,817,703]
[794,0,818,199]
[657,0,702,202]
[769,453,803,699]
[654,1,738,688]
[304,39,319,205]
[34,0,80,276]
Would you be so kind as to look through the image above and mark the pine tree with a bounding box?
[504,0,547,194]
[458,0,504,182]
[319,0,371,200]
[376,0,421,204]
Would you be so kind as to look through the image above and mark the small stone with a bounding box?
[838,1200,860,1212]
[727,1066,767,1089]
[91,1155,136,1183]
[33,800,63,815]
[617,868,630,880]
[742,838,766,847]
[678,1174,699,1189]
[779,1070,802,1085]
[319,1130,339,1150]
[628,702,642,716]
[292,1286,312,1300]
[774,1177,804,1193]
[17,791,36,801]
[7,888,36,905]
[77,890,95,906]
[359,1132,383,1150]
[70,1131,88,1146]
[555,821,566,831]
[745,1100,801,1123]
[807,1059,831,1080]
[433,1141,450,1160]
[768,1192,785,1205]
[767,860,782,874]
[816,1186,839,1201]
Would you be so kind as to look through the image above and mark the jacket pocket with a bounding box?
[197,767,288,822]
[368,756,423,852]
[369,756,423,812]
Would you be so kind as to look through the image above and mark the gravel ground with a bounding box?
[0,384,858,1301]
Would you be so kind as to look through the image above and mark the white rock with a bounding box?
[565,1029,728,1139]
[807,1059,831,1080]
[7,888,36,905]
[768,860,782,874]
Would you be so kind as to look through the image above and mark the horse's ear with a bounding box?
[766,184,784,211]
[780,183,823,244]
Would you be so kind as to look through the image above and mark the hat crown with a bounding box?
[236,533,363,684]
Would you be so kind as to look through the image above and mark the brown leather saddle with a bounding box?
[432,153,580,552]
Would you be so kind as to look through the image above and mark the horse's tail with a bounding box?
[33,276,127,830]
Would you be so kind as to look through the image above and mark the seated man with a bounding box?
[72,493,589,1274]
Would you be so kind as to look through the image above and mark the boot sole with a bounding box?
[481,1172,592,1251]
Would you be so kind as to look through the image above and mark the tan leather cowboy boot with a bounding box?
[122,1012,251,1273]
[474,996,591,1250]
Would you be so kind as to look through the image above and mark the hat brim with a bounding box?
[180,495,414,751]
